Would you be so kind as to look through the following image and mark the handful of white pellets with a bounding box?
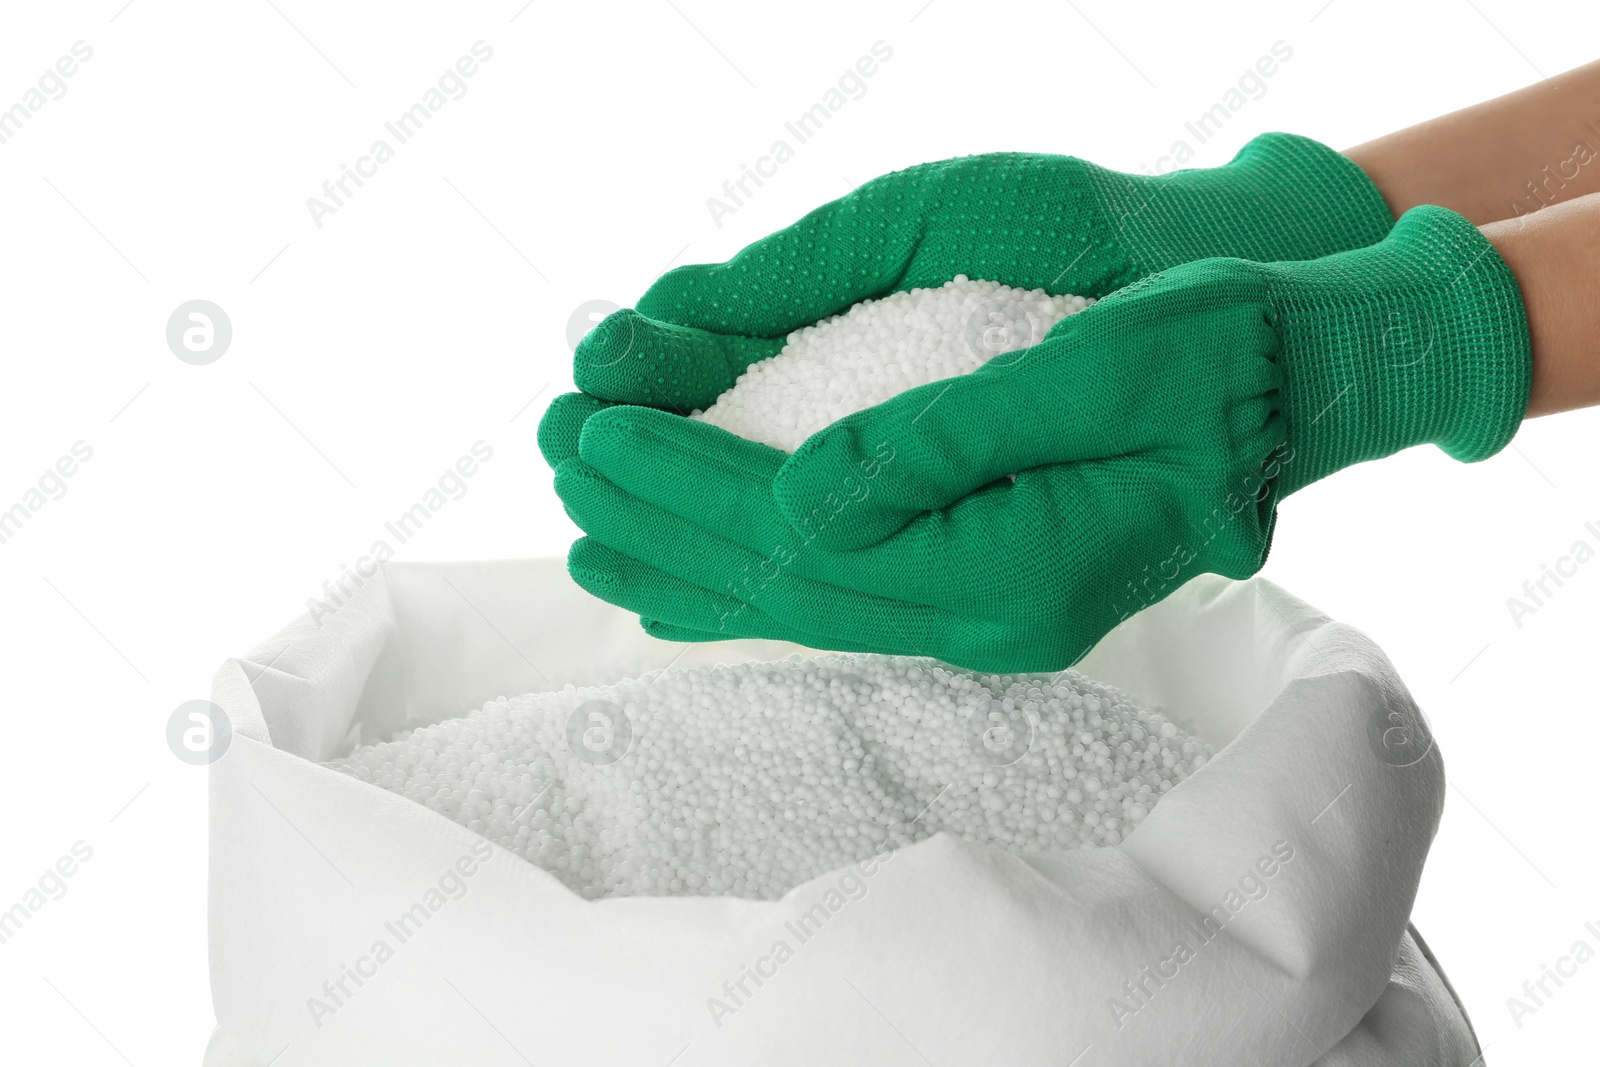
[328,654,1213,901]
[691,277,1092,452]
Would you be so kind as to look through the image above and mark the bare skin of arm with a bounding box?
[1345,59,1600,225]
[1341,60,1600,418]
[1482,194,1600,417]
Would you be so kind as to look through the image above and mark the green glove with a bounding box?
[540,131,1393,463]
[554,206,1530,672]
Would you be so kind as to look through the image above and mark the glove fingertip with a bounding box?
[574,402,666,468]
[538,393,611,468]
[574,309,669,406]
[573,308,642,375]
[640,617,719,643]
[551,457,612,528]
[635,264,708,322]
[770,493,904,551]
[567,535,634,594]
[774,430,910,550]
[637,262,794,338]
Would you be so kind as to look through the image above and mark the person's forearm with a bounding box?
[1480,192,1600,417]
[1345,59,1600,226]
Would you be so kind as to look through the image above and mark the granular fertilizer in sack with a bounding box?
[690,277,1091,451]
[327,654,1213,900]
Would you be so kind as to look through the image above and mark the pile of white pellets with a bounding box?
[328,654,1214,900]
[691,277,1092,452]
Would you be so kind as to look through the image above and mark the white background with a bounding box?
[1,0,1596,1062]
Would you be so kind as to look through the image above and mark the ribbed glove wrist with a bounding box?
[1265,205,1532,494]
[1086,132,1396,282]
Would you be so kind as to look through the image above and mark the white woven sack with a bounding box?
[203,560,1479,1066]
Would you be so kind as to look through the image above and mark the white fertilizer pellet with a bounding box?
[691,277,1091,452]
[328,654,1212,901]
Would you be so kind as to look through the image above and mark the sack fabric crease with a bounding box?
[202,559,1478,1066]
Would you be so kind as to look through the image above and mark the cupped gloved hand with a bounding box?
[539,132,1393,466]
[553,206,1530,672]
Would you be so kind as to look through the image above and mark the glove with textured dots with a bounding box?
[553,206,1530,672]
[538,132,1395,466]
